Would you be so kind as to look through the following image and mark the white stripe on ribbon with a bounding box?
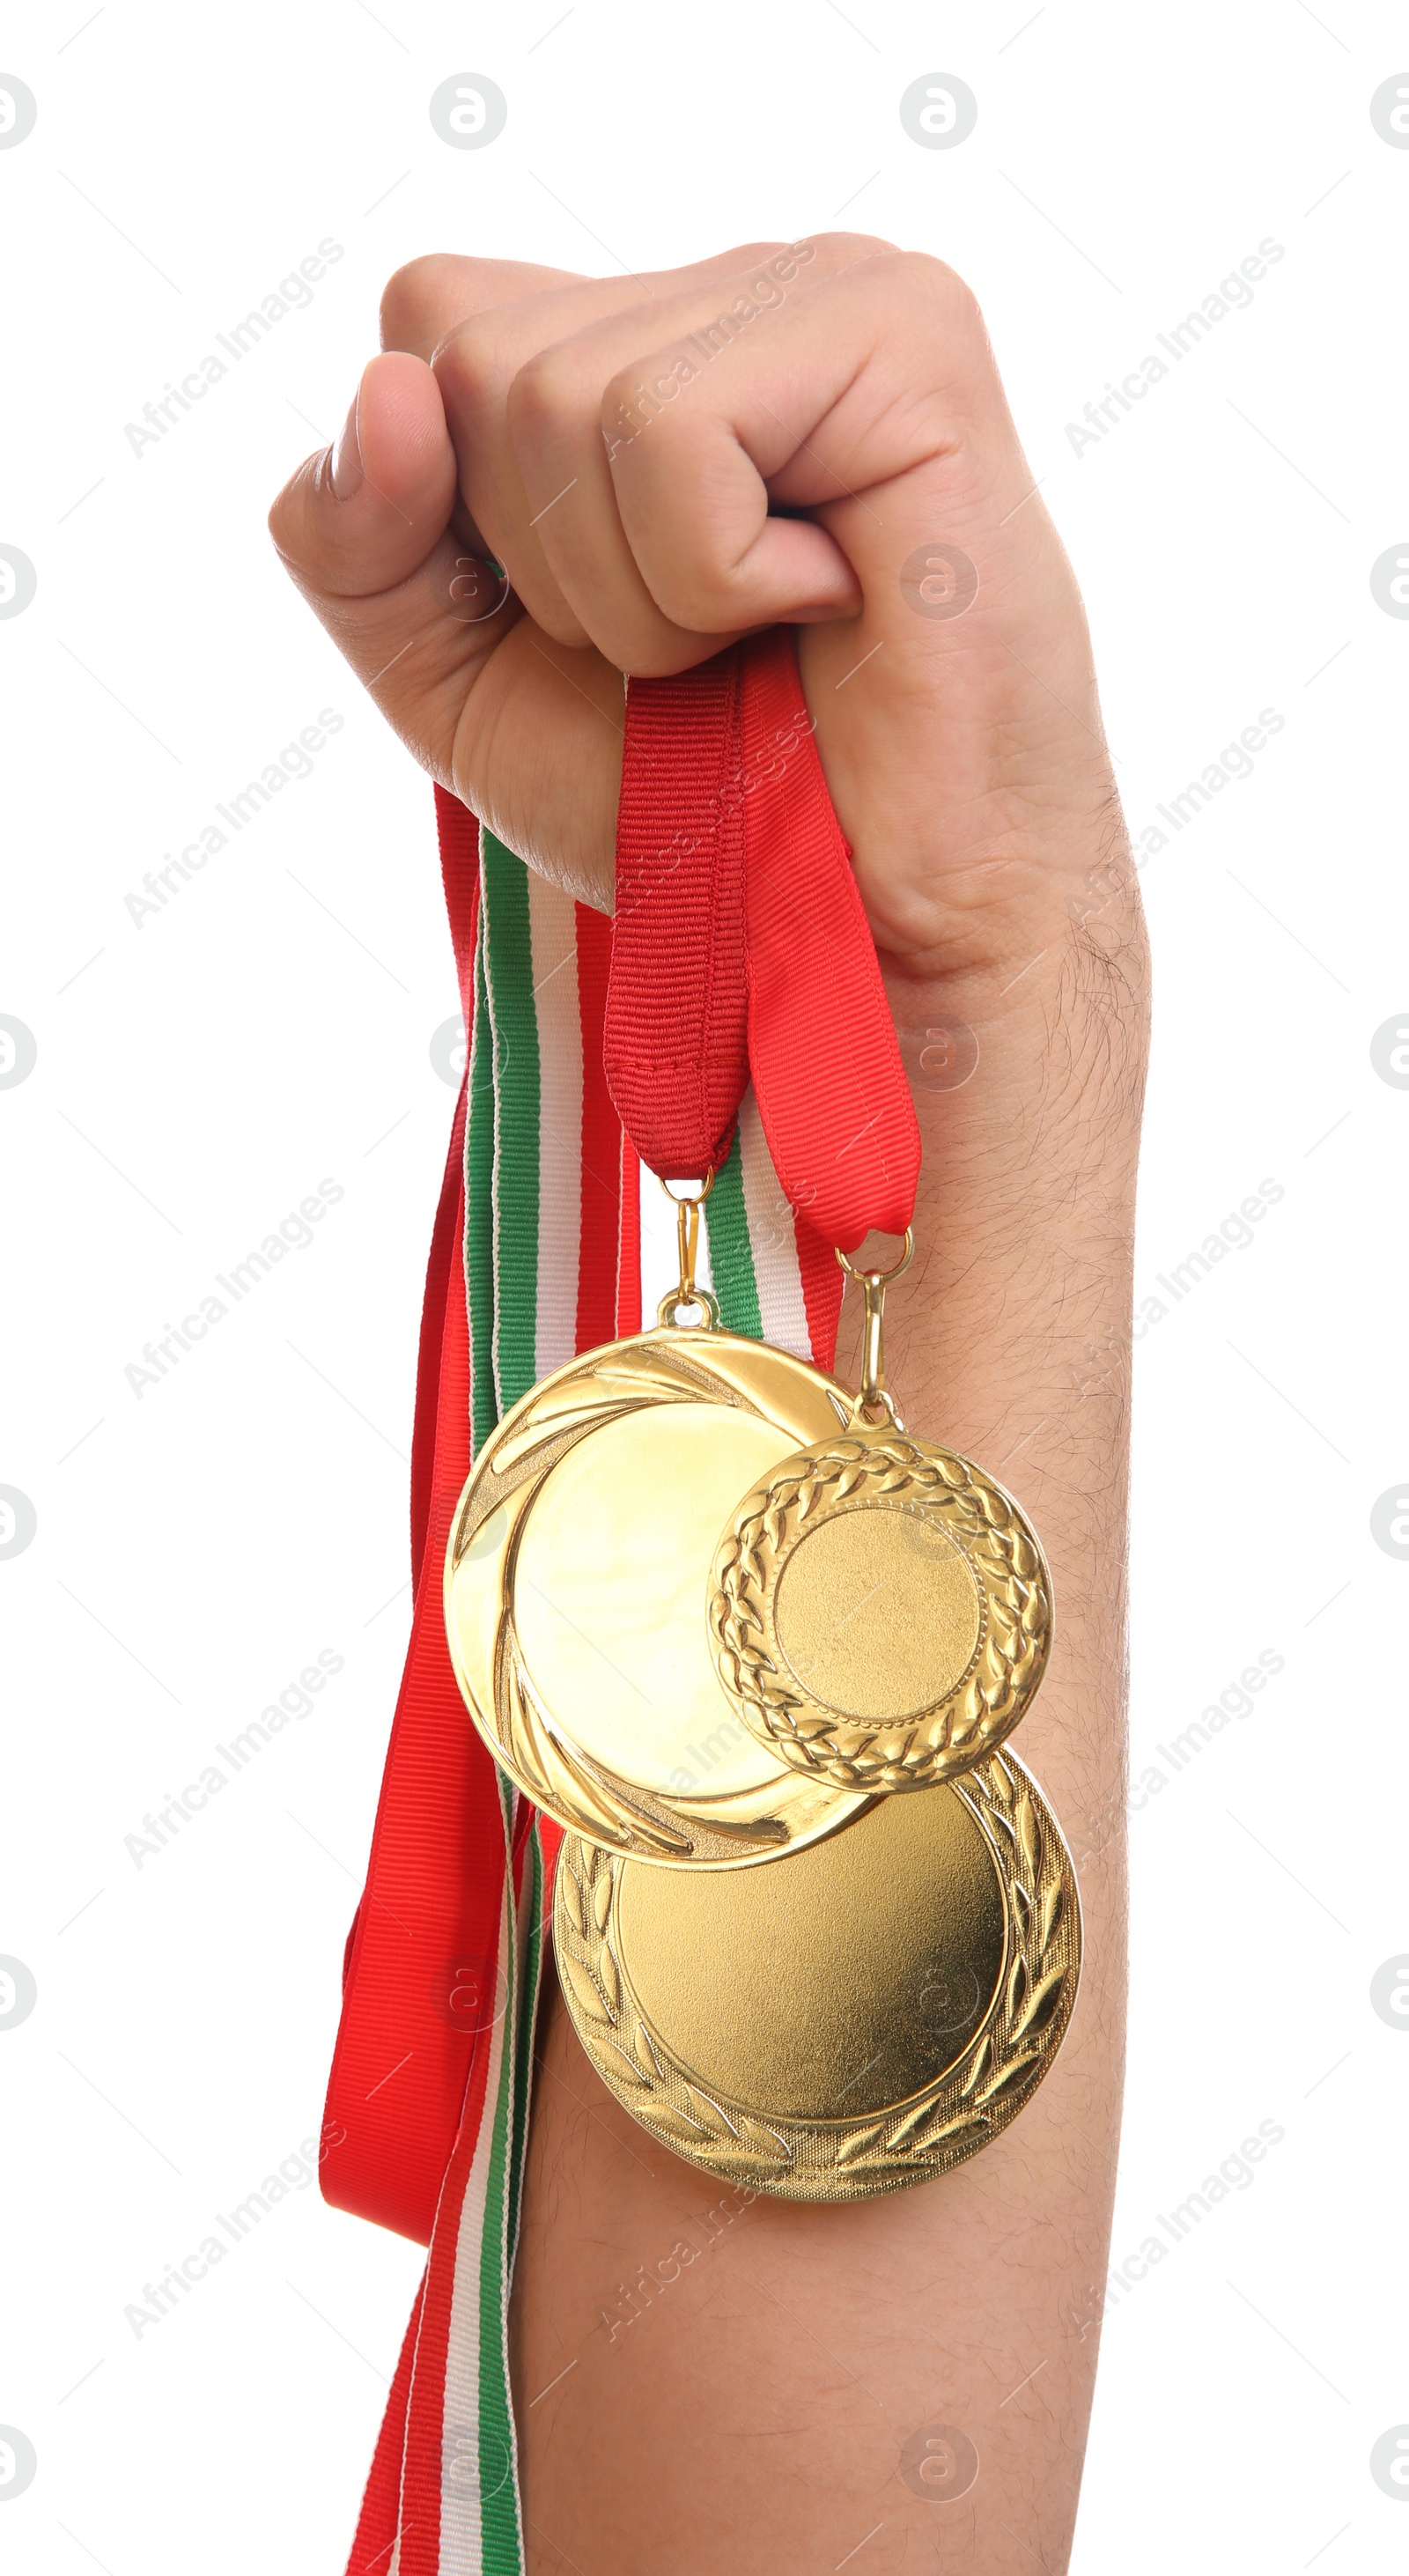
[438,1853,516,2572]
[736,1089,813,1357]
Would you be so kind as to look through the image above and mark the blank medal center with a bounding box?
[618,1784,1007,2120]
[774,1507,982,1721]
[515,1405,793,1795]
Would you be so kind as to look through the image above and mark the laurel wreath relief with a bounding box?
[552,1751,1081,2201]
[708,1435,1052,1791]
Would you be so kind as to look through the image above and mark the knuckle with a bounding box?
[380,254,477,356]
[646,558,741,634]
[892,249,985,333]
[505,345,584,442]
[601,360,644,430]
[809,228,900,263]
[601,356,694,432]
[432,314,514,423]
[715,238,792,268]
[847,244,981,320]
[382,252,566,356]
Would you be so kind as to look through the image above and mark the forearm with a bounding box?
[513,863,1148,2575]
[877,836,1149,1814]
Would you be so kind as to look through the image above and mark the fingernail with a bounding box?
[330,388,363,501]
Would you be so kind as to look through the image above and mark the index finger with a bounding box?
[380,252,586,362]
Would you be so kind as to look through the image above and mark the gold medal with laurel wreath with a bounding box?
[707,1421,1052,1792]
[552,1746,1081,2200]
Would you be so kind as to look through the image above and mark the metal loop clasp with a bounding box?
[656,1171,720,1330]
[835,1229,914,1425]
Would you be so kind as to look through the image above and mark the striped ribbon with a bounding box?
[344,803,842,2576]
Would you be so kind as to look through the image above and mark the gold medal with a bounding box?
[708,1238,1052,1790]
[553,1746,1081,2200]
[446,1185,1079,2202]
[444,1189,871,1864]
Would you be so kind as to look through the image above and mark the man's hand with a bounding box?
[269,237,1119,980]
[272,240,1148,2576]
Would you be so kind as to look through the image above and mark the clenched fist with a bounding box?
[269,236,1125,982]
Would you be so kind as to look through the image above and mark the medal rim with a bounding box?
[443,1323,875,1868]
[552,1747,1082,2203]
[707,1426,1054,1792]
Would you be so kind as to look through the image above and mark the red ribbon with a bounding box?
[321,632,921,2244]
[605,645,749,1177]
[607,626,920,1251]
[319,791,505,2244]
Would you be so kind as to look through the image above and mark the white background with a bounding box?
[2,2,1405,2569]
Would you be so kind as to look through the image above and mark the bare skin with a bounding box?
[270,235,1149,2572]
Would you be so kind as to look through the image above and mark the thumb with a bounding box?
[268,350,514,780]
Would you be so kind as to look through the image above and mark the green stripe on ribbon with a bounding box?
[468,847,561,2576]
[478,1776,523,2574]
[506,1827,542,2271]
[481,831,542,1422]
[704,1126,763,1338]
